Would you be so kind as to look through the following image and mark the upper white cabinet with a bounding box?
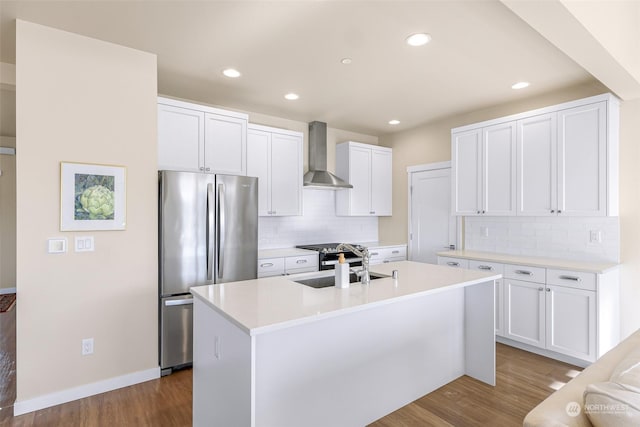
[158,97,248,175]
[453,93,619,217]
[336,141,392,216]
[247,124,303,216]
[452,122,516,216]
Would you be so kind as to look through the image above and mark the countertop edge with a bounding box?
[191,267,500,336]
[436,250,619,274]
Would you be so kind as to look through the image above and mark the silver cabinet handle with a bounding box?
[476,210,480,214]
[392,250,400,254]
[558,210,562,213]
[447,261,460,267]
[559,275,582,282]
[482,210,485,214]
[551,209,555,213]
[546,288,551,292]
[260,262,274,268]
[538,287,543,291]
[478,265,493,271]
[383,260,390,263]
[515,270,533,276]
[296,259,307,264]
[199,166,205,171]
[369,211,375,215]
[205,167,211,172]
[165,298,194,307]
[371,252,379,256]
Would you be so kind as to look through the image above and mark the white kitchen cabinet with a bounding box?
[157,96,248,175]
[516,113,557,216]
[257,249,318,278]
[518,102,610,216]
[336,142,392,216]
[438,251,618,364]
[452,122,516,216]
[545,285,596,361]
[247,124,302,216]
[368,244,407,265]
[454,93,619,217]
[504,278,546,348]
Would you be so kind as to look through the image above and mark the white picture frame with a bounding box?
[60,162,126,231]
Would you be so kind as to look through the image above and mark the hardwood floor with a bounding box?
[1,304,580,427]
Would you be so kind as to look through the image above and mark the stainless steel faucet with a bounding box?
[336,243,370,285]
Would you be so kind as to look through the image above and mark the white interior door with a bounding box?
[409,164,458,264]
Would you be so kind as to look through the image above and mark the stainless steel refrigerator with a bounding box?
[158,170,258,375]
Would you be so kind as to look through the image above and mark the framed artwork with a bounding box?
[60,162,126,231]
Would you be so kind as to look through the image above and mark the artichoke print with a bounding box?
[74,174,116,220]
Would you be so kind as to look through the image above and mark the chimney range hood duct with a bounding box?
[303,121,353,189]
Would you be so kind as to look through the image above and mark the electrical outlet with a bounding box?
[82,338,94,355]
[481,226,489,237]
[589,230,602,244]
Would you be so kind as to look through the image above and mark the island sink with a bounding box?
[294,272,388,288]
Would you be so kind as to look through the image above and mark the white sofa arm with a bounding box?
[523,329,640,427]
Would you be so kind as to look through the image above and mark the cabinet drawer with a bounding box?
[469,260,504,274]
[285,255,318,271]
[286,266,319,275]
[504,264,545,284]
[437,257,469,269]
[547,269,596,291]
[258,257,285,277]
[369,246,407,262]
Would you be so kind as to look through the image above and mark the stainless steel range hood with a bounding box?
[303,121,353,189]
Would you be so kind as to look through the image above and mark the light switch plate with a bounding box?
[75,236,95,252]
[47,238,67,254]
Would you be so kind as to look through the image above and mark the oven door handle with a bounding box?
[322,257,363,266]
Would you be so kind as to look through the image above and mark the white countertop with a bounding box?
[258,247,318,259]
[436,250,619,274]
[190,261,500,336]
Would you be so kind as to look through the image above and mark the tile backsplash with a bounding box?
[258,188,378,249]
[465,216,620,263]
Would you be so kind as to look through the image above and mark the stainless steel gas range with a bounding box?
[295,242,365,270]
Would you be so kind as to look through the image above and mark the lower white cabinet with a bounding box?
[258,251,318,278]
[368,245,407,265]
[437,253,619,364]
[504,278,546,348]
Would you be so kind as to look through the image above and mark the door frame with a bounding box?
[407,161,462,261]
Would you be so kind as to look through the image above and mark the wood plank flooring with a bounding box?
[1,303,580,426]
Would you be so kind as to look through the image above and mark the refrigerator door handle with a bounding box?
[164,298,194,307]
[217,182,225,279]
[206,183,214,281]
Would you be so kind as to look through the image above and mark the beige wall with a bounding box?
[16,20,158,401]
[379,80,640,337]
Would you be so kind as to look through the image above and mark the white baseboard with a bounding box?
[496,336,590,368]
[0,287,16,295]
[13,367,160,416]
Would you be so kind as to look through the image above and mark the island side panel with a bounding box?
[253,288,466,427]
[192,298,252,427]
[464,280,496,385]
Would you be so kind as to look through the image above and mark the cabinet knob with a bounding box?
[558,210,562,214]
[199,167,205,171]
[551,210,555,213]
[205,167,211,172]
[477,210,480,214]
[370,211,375,215]
[538,287,543,291]
[546,288,551,292]
[482,210,485,214]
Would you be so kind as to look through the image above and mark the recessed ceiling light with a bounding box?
[512,81,530,89]
[284,93,299,101]
[388,120,400,125]
[223,68,241,78]
[406,33,431,47]
[341,58,352,65]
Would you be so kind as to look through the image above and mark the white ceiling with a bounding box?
[0,1,597,136]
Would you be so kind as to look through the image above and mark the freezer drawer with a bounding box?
[160,295,193,373]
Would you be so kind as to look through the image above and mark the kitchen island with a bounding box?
[190,261,500,426]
